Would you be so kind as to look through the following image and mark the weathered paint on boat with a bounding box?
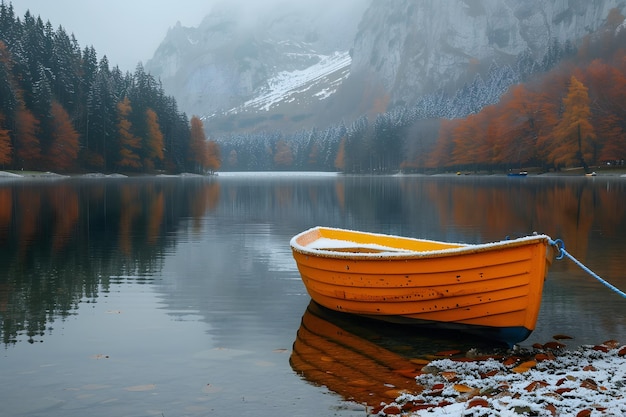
[290,227,556,345]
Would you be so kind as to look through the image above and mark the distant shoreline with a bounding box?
[1,169,626,180]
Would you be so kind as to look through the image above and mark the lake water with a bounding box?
[1,173,625,417]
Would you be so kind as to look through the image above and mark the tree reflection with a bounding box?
[0,178,220,345]
[1,176,625,346]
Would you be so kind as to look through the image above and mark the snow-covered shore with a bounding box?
[375,339,626,416]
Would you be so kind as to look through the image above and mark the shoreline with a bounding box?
[2,169,626,180]
[374,339,626,416]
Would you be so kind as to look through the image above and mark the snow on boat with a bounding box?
[290,227,556,345]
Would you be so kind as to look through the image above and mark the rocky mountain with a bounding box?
[146,0,626,135]
[145,0,368,133]
[347,0,626,110]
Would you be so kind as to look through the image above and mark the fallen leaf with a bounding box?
[543,341,566,350]
[524,380,548,392]
[441,371,457,382]
[576,409,592,417]
[602,339,620,349]
[453,383,474,393]
[580,378,598,390]
[502,356,520,366]
[552,334,573,340]
[468,398,490,408]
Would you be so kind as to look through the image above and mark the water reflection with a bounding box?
[0,174,625,417]
[0,178,221,345]
[291,301,502,410]
[2,175,626,347]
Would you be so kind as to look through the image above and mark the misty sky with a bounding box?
[11,0,216,72]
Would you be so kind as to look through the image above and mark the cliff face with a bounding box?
[146,0,625,133]
[350,0,626,106]
[145,0,368,117]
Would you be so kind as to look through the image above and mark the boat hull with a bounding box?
[290,227,555,345]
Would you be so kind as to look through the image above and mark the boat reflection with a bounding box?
[290,301,501,409]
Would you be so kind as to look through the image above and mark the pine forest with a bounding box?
[0,3,220,174]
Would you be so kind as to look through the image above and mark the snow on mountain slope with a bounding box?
[226,51,351,114]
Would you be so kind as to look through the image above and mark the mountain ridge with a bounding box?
[146,0,626,136]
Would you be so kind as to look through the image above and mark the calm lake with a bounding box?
[1,173,625,417]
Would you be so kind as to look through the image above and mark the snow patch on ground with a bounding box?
[377,342,626,416]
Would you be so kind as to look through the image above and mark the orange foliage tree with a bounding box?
[189,116,208,173]
[585,59,626,162]
[0,114,11,166]
[426,119,459,169]
[48,101,80,172]
[334,137,346,171]
[117,97,142,170]
[548,76,596,169]
[14,106,42,169]
[206,140,221,174]
[144,108,164,171]
[273,139,293,169]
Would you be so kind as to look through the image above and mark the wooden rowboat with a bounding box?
[290,227,556,345]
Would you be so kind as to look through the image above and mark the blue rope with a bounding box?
[549,238,626,299]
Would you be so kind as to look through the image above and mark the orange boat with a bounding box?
[290,227,557,345]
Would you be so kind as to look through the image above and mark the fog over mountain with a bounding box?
[145,0,626,135]
[146,0,367,132]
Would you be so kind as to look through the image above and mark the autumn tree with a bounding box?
[48,101,80,171]
[144,108,164,171]
[189,115,208,173]
[585,58,626,162]
[550,76,596,170]
[427,119,459,169]
[0,113,11,166]
[14,106,42,169]
[206,140,221,174]
[334,137,346,171]
[274,139,293,169]
[116,96,142,170]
